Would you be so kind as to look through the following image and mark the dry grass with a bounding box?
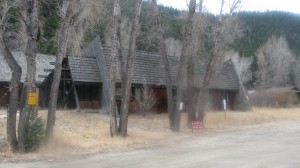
[1,107,300,160]
[34,110,171,159]
[0,109,6,115]
[202,107,300,130]
[0,111,8,158]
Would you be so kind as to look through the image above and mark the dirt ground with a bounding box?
[1,119,300,167]
[1,107,300,163]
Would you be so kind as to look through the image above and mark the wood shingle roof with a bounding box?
[194,60,240,91]
[68,36,240,91]
[101,46,178,86]
[209,61,240,91]
[0,52,55,83]
[69,56,102,83]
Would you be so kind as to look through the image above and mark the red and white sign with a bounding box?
[192,121,203,129]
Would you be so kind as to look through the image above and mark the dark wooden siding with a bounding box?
[0,84,9,108]
[152,88,168,113]
[208,91,236,111]
[114,88,168,113]
[75,84,101,109]
[0,83,23,108]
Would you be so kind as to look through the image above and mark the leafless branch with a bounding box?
[59,0,104,55]
[0,0,20,26]
[219,0,225,15]
[229,0,243,14]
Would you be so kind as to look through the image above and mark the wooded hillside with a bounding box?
[232,11,300,58]
[37,1,300,87]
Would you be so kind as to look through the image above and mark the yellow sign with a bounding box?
[28,92,37,105]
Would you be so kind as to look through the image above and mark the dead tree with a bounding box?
[173,0,197,131]
[109,0,121,136]
[136,81,158,116]
[119,0,143,137]
[0,0,22,151]
[186,0,206,127]
[197,0,243,121]
[256,35,295,87]
[151,0,175,129]
[46,0,104,139]
[46,0,73,139]
[18,0,39,152]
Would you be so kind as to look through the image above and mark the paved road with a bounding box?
[1,120,300,168]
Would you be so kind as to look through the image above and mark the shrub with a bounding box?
[250,90,299,107]
[136,87,158,116]
[24,117,45,152]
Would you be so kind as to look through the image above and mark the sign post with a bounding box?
[192,121,204,133]
[28,92,37,106]
[179,102,183,111]
[223,99,227,119]
[27,89,39,119]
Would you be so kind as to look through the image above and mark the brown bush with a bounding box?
[250,91,299,107]
[136,87,158,116]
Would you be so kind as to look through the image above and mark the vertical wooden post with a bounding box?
[98,84,102,110]
[34,88,39,116]
[73,85,80,112]
[63,66,66,108]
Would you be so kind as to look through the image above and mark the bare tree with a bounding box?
[151,0,175,129]
[119,0,143,137]
[46,0,104,139]
[18,0,39,152]
[0,0,22,151]
[197,0,243,121]
[185,0,207,127]
[136,79,158,116]
[224,50,252,84]
[256,35,296,87]
[172,0,197,131]
[46,0,73,139]
[109,0,121,136]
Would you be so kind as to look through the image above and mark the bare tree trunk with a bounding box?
[187,57,196,127]
[186,0,205,127]
[197,0,242,121]
[117,2,124,80]
[46,2,72,140]
[0,0,22,152]
[197,22,224,121]
[151,0,175,129]
[119,0,142,137]
[0,29,22,152]
[173,0,196,131]
[199,0,203,12]
[109,0,121,136]
[18,0,39,152]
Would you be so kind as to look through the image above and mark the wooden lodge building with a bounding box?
[1,36,250,112]
[0,52,55,108]
[39,36,249,112]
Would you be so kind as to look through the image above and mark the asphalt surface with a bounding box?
[1,120,300,168]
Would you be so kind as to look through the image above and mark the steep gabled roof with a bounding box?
[69,56,102,83]
[0,52,55,83]
[68,36,240,91]
[100,46,179,86]
[207,60,240,91]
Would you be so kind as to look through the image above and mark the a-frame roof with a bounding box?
[68,37,240,91]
